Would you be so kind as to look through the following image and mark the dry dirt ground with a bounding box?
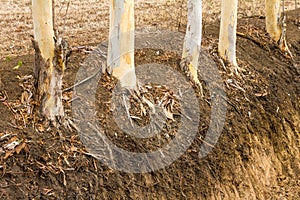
[0,0,298,60]
[0,1,300,200]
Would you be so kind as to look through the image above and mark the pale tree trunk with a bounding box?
[218,0,238,68]
[181,0,202,87]
[107,0,137,90]
[265,0,292,55]
[32,0,65,122]
[265,0,282,42]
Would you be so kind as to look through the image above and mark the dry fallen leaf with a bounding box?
[70,146,78,152]
[3,136,21,150]
[4,150,14,159]
[15,142,26,154]
[21,90,29,104]
[255,92,268,97]
[163,107,174,121]
[37,124,45,132]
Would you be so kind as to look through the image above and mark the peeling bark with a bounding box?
[265,0,292,56]
[181,0,202,86]
[32,0,65,121]
[218,0,238,68]
[107,0,137,90]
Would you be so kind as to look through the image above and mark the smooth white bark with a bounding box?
[32,0,55,61]
[108,0,136,90]
[182,0,202,85]
[218,0,238,67]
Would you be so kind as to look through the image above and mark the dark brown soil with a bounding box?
[0,11,299,199]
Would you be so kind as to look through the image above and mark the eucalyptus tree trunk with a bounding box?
[265,0,282,42]
[265,0,291,55]
[107,0,137,90]
[181,0,202,86]
[218,0,238,68]
[32,0,65,121]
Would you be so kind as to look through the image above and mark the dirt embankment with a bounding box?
[0,5,299,200]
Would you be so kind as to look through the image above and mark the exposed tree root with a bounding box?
[180,59,204,98]
[278,15,293,59]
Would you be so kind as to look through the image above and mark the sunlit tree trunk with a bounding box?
[265,0,282,42]
[265,0,291,55]
[181,0,202,86]
[107,0,137,90]
[218,0,238,68]
[32,0,65,121]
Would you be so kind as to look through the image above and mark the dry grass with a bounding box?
[0,0,298,60]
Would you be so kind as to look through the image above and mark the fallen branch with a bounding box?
[237,31,271,52]
[63,67,102,92]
